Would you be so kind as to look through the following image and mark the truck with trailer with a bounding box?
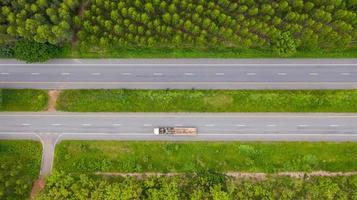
[153,127,197,135]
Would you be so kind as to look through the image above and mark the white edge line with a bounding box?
[1,63,357,66]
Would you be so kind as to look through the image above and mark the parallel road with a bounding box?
[1,112,357,176]
[1,59,357,89]
[1,112,357,141]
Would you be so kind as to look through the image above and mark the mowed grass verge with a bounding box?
[0,140,42,199]
[65,46,357,58]
[0,89,48,111]
[57,89,357,112]
[54,141,357,173]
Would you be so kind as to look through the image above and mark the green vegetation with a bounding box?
[0,89,2,110]
[57,89,357,112]
[54,141,357,173]
[0,45,14,58]
[0,140,42,200]
[38,172,357,200]
[0,89,48,111]
[0,0,78,45]
[13,39,62,63]
[76,0,357,53]
[66,46,357,58]
[1,1,357,60]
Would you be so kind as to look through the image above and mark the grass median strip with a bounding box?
[0,89,48,111]
[0,140,42,199]
[57,89,357,112]
[54,141,357,173]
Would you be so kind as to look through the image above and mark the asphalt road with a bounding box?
[1,59,357,89]
[1,112,356,140]
[1,112,357,175]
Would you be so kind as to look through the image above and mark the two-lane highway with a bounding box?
[1,59,357,89]
[2,112,357,176]
[1,112,356,141]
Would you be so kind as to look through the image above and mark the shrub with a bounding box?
[272,32,297,57]
[13,39,61,63]
[0,45,14,57]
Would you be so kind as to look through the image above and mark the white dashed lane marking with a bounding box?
[21,123,31,126]
[329,124,340,127]
[91,73,101,76]
[153,73,163,76]
[297,124,309,127]
[61,72,71,75]
[112,124,121,126]
[267,124,277,127]
[31,73,40,75]
[277,73,287,76]
[81,124,92,126]
[205,124,215,127]
[340,72,350,76]
[215,73,225,76]
[246,72,256,76]
[184,73,194,76]
[51,124,62,126]
[309,73,318,76]
[0,72,9,75]
[235,124,246,127]
[122,73,132,75]
[143,124,152,127]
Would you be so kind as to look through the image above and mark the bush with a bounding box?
[14,39,61,63]
[0,45,14,57]
[272,32,297,57]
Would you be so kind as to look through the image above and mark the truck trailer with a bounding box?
[153,127,197,135]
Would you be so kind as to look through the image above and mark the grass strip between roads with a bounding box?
[57,89,357,112]
[0,89,48,111]
[54,141,357,173]
[0,140,42,199]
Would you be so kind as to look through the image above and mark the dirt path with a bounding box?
[47,90,60,112]
[30,178,45,200]
[96,171,357,179]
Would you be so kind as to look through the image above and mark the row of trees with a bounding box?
[76,0,357,54]
[38,171,357,200]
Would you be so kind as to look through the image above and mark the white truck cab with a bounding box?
[153,128,160,135]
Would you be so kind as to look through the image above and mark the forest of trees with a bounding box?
[1,0,357,60]
[77,0,357,53]
[0,0,80,45]
[38,171,357,200]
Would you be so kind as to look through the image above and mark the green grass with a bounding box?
[0,89,48,111]
[54,141,357,173]
[0,140,42,199]
[64,46,357,58]
[57,89,357,112]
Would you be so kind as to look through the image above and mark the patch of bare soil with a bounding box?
[47,90,60,112]
[30,178,45,200]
